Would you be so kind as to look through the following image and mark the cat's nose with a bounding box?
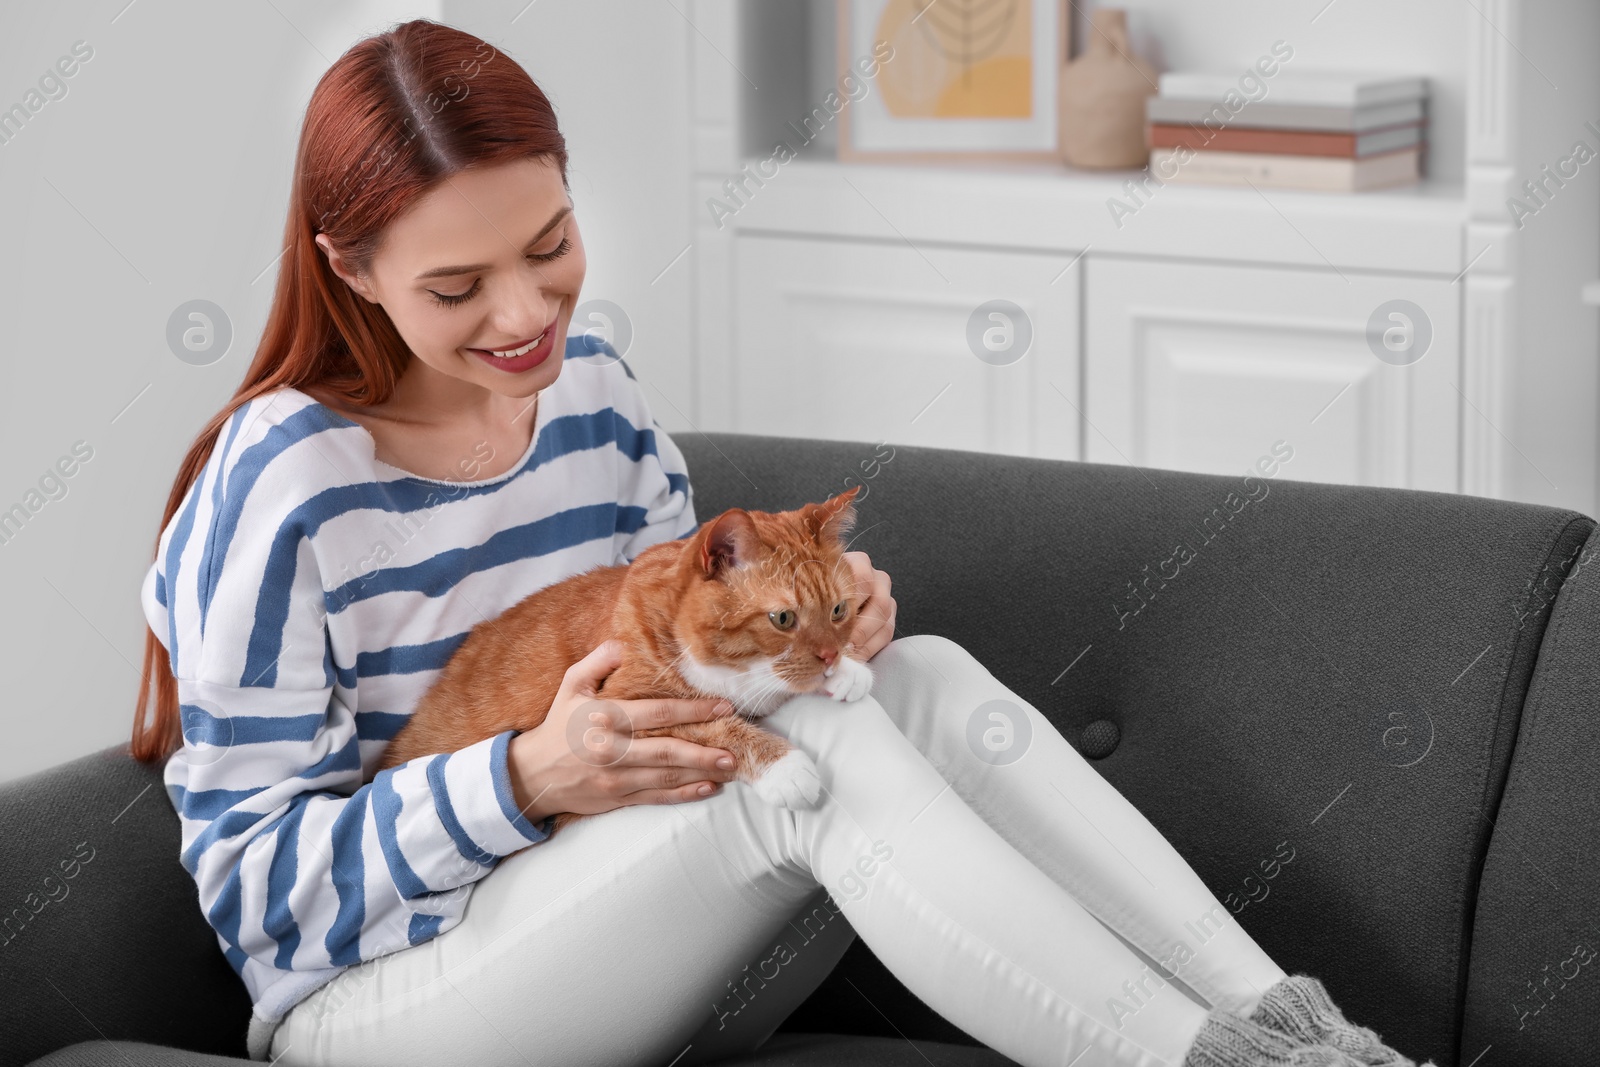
[817,646,838,666]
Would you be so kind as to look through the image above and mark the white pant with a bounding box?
[270,635,1287,1067]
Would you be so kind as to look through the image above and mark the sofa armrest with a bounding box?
[0,746,250,1067]
[1462,527,1600,1066]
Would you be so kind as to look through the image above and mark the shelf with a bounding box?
[707,157,1466,276]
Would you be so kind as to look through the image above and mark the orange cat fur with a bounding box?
[373,485,875,835]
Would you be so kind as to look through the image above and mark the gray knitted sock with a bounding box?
[1248,975,1436,1067]
[1181,1006,1356,1067]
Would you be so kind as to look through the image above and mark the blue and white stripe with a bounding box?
[141,335,698,1029]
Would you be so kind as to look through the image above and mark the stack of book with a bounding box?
[1145,72,1427,192]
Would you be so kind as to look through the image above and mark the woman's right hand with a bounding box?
[506,639,740,824]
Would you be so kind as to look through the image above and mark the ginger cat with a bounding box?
[374,485,875,835]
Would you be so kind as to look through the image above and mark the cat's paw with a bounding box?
[820,656,874,702]
[752,749,823,810]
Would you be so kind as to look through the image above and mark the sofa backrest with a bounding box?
[1461,524,1600,1065]
[679,433,1595,1065]
[0,745,253,1064]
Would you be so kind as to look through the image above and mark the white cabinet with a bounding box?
[689,1,1600,513]
[1085,259,1461,492]
[731,235,1081,461]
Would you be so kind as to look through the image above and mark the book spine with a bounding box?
[1149,147,1418,192]
[1144,99,1426,134]
[1156,79,1425,108]
[1149,124,1358,157]
[1156,80,1354,106]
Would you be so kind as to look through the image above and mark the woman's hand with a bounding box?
[506,640,740,824]
[842,550,896,661]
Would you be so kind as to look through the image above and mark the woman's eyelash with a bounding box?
[430,281,479,308]
[428,235,573,307]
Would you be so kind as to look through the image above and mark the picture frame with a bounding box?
[836,0,1068,163]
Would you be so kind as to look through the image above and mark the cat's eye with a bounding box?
[769,608,796,631]
[831,601,847,622]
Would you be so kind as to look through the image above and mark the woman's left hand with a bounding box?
[842,551,896,661]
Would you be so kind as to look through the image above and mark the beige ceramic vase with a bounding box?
[1058,8,1157,169]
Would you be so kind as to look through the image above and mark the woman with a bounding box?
[131,19,1427,1067]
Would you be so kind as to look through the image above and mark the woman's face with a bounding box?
[317,155,585,412]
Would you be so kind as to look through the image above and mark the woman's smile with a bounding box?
[467,322,556,373]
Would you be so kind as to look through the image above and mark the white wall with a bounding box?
[1504,4,1600,512]
[442,0,696,418]
[0,0,441,785]
[0,0,696,785]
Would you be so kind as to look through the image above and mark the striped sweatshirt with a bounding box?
[141,335,698,1041]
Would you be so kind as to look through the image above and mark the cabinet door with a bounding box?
[1085,259,1460,492]
[731,235,1081,460]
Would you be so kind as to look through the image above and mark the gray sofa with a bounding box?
[5,432,1598,1066]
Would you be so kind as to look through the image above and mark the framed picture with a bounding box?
[837,0,1068,163]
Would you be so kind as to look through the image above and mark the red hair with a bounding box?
[131,19,570,762]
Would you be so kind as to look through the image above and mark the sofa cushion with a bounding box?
[677,433,1595,1065]
[1460,525,1600,1066]
[26,1043,253,1067]
[0,747,252,1065]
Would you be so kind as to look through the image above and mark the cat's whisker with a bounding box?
[841,520,885,555]
[651,647,693,692]
[731,668,776,709]
[732,672,763,706]
[747,670,797,710]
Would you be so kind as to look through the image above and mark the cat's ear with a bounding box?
[801,485,862,547]
[699,509,761,578]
